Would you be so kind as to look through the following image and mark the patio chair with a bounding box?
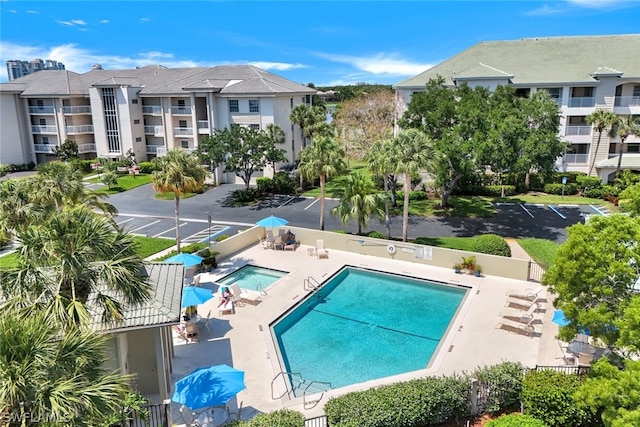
[499,303,539,323]
[495,318,537,337]
[505,295,543,311]
[179,404,201,427]
[506,285,546,302]
[200,310,213,335]
[273,236,285,250]
[173,325,191,344]
[258,235,272,249]
[192,273,202,287]
[218,287,235,315]
[316,239,329,259]
[230,283,262,305]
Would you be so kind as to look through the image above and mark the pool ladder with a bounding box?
[304,276,321,292]
[271,371,331,409]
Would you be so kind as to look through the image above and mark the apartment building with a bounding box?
[0,64,315,175]
[6,58,66,81]
[394,34,640,182]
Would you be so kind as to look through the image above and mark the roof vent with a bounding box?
[91,64,103,70]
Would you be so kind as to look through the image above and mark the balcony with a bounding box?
[565,154,588,164]
[31,125,57,134]
[197,120,209,134]
[156,146,167,157]
[142,105,162,115]
[146,144,165,154]
[77,143,96,154]
[63,105,91,114]
[33,144,56,154]
[173,127,193,136]
[171,106,192,115]
[614,96,640,107]
[66,125,94,134]
[144,125,164,136]
[29,106,54,114]
[568,97,595,108]
[565,125,591,136]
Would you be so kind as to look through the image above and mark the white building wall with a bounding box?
[0,93,32,165]
[89,87,108,158]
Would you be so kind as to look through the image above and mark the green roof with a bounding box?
[395,34,640,88]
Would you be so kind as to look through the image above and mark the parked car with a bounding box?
[278,162,299,177]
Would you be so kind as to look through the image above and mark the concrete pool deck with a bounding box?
[162,242,567,424]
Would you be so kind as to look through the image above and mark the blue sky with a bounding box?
[1,0,639,85]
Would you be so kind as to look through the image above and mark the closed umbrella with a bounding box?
[172,365,246,410]
[165,253,204,268]
[256,215,289,228]
[181,286,213,308]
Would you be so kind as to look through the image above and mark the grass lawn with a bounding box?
[154,191,200,200]
[391,195,496,218]
[516,238,559,270]
[411,236,477,251]
[301,161,371,198]
[91,174,153,195]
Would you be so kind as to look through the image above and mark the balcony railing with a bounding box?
[31,125,57,134]
[66,125,94,134]
[63,105,92,114]
[614,96,640,107]
[568,97,595,108]
[29,106,54,114]
[156,146,167,157]
[565,125,591,136]
[197,120,209,129]
[173,127,193,136]
[144,125,164,136]
[77,143,96,153]
[142,105,162,115]
[33,144,56,153]
[565,154,588,164]
[146,145,165,154]
[171,106,192,115]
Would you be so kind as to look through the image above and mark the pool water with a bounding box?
[217,265,287,292]
[271,267,467,391]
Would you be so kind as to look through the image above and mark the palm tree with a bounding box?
[330,173,385,235]
[264,123,287,176]
[152,149,206,251]
[0,307,131,426]
[297,136,347,231]
[611,115,640,178]
[1,206,152,328]
[366,139,395,238]
[586,110,618,176]
[290,104,313,149]
[390,129,433,242]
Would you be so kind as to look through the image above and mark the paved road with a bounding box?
[104,183,599,244]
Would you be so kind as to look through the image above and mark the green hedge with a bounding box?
[473,362,523,413]
[485,414,548,427]
[582,185,620,200]
[543,183,579,195]
[227,409,305,426]
[137,161,154,174]
[522,370,600,427]
[454,185,517,197]
[471,234,511,258]
[154,242,208,261]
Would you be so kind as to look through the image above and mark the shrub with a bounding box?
[485,185,517,197]
[543,183,579,195]
[137,161,154,174]
[409,190,427,201]
[582,185,620,200]
[553,171,585,184]
[272,171,299,195]
[230,188,261,205]
[256,177,273,193]
[325,375,469,427]
[471,234,511,257]
[522,370,600,427]
[367,231,387,240]
[576,175,602,191]
[485,413,548,427]
[473,362,523,413]
[214,234,229,242]
[0,164,9,177]
[101,171,119,189]
[68,158,94,173]
[227,409,305,426]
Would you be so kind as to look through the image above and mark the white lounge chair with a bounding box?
[230,283,262,306]
[316,239,328,259]
[506,285,546,301]
[505,295,543,311]
[218,287,235,315]
[499,303,539,323]
[495,318,537,337]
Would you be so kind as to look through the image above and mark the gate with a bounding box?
[527,261,545,282]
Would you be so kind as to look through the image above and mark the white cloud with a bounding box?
[71,20,86,26]
[567,0,627,7]
[140,17,150,23]
[26,10,39,14]
[317,52,432,77]
[56,20,74,27]
[248,61,307,71]
[100,19,109,24]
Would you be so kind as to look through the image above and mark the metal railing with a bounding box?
[197,120,209,128]
[533,365,591,375]
[568,97,595,108]
[564,153,588,164]
[33,144,56,153]
[527,261,545,282]
[565,125,591,136]
[129,399,171,427]
[614,96,640,107]
[66,125,94,134]
[173,127,193,135]
[31,125,57,133]
[304,276,321,291]
[142,105,162,115]
[271,371,331,408]
[29,106,54,114]
[171,106,192,115]
[146,145,165,154]
[63,105,91,114]
[305,415,329,427]
[144,125,164,136]
[77,143,96,153]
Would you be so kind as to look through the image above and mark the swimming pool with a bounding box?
[217,265,287,292]
[271,267,467,392]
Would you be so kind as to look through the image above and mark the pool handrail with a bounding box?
[271,371,331,408]
[304,276,321,292]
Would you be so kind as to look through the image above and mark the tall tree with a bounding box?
[196,134,227,186]
[543,214,640,357]
[297,136,347,231]
[263,123,288,176]
[586,109,618,176]
[390,129,433,242]
[53,139,79,161]
[152,149,206,251]
[330,173,385,235]
[333,89,395,160]
[222,125,270,188]
[290,104,328,146]
[611,115,640,178]
[365,138,397,238]
[0,206,152,328]
[0,307,131,426]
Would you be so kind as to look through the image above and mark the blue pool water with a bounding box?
[217,265,287,292]
[271,267,467,391]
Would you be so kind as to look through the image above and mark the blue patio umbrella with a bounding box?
[164,253,204,268]
[172,365,246,410]
[256,215,289,228]
[181,286,213,308]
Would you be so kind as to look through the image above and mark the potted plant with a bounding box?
[453,263,463,274]
[474,265,483,277]
[461,255,476,274]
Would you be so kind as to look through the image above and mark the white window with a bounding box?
[134,119,140,124]
[181,140,189,149]
[135,137,142,142]
[229,99,239,113]
[249,99,259,113]
[249,124,260,131]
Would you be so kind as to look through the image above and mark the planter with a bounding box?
[474,270,482,277]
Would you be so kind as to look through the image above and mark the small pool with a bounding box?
[271,267,467,392]
[217,265,288,292]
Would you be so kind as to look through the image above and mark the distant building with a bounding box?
[6,58,65,81]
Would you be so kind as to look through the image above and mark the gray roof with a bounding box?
[1,64,314,97]
[395,34,640,88]
[92,262,184,333]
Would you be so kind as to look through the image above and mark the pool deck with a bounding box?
[164,242,567,423]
